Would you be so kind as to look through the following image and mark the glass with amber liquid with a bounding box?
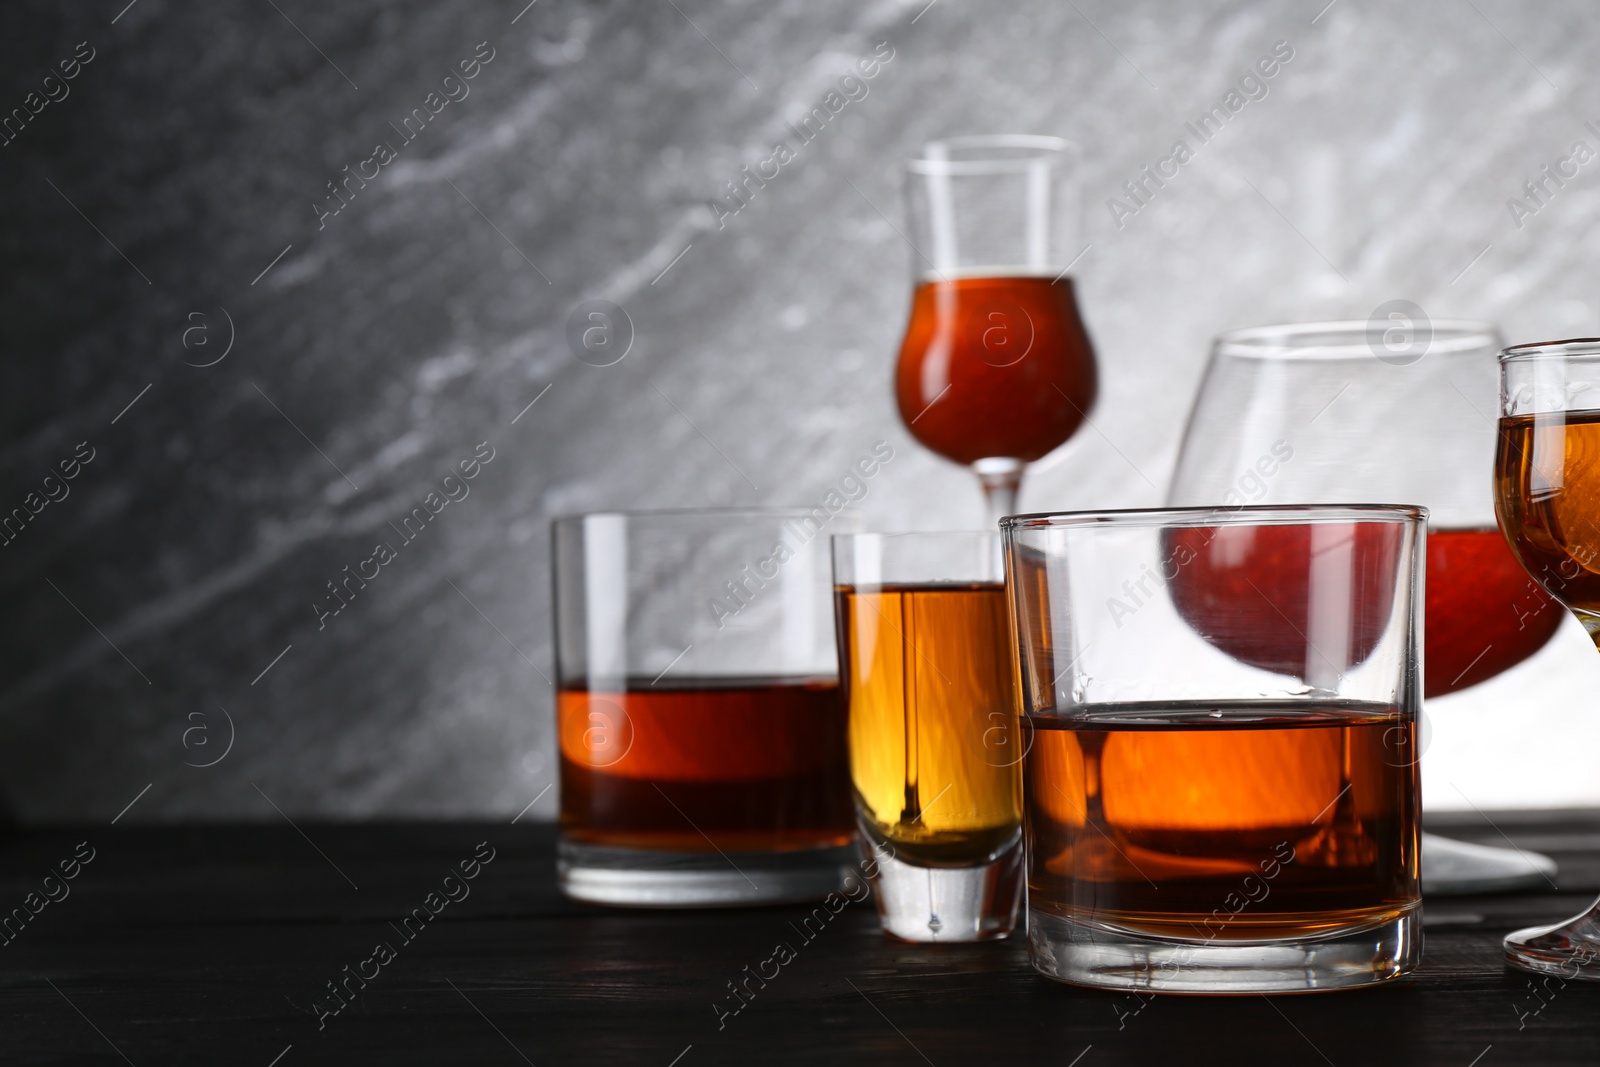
[1167,321,1562,894]
[552,509,859,907]
[897,135,1098,527]
[1004,505,1424,992]
[1496,338,1600,978]
[832,532,1023,941]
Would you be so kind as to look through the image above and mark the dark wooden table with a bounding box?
[5,812,1600,1065]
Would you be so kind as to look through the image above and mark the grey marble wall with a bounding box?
[4,0,1599,822]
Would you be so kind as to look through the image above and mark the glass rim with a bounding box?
[906,134,1080,176]
[830,530,997,545]
[830,530,1002,585]
[1213,319,1500,361]
[1000,503,1428,531]
[551,506,862,528]
[1500,337,1600,362]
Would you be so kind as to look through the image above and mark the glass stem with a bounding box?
[975,458,1024,530]
[1577,610,1600,648]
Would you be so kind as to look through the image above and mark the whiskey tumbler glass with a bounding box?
[1004,505,1424,992]
[553,508,860,906]
[832,532,1024,941]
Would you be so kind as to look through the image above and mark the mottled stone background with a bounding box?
[3,0,1600,822]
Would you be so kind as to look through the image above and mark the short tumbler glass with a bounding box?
[1004,505,1424,992]
[553,508,860,906]
[832,532,1024,941]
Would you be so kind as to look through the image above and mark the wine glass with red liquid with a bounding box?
[895,136,1098,528]
[1167,320,1563,892]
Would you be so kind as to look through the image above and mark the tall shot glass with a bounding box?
[1004,505,1425,992]
[832,532,1025,941]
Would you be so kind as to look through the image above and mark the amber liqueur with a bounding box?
[1160,519,1561,695]
[1424,527,1560,694]
[1025,700,1419,940]
[895,274,1098,465]
[835,582,1022,864]
[1496,408,1600,620]
[558,676,853,853]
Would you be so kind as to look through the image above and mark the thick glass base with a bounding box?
[557,837,855,907]
[1028,905,1421,993]
[1505,898,1600,979]
[863,835,1023,942]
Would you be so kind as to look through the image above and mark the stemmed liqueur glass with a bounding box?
[1168,321,1563,893]
[896,135,1099,528]
[1497,338,1600,977]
